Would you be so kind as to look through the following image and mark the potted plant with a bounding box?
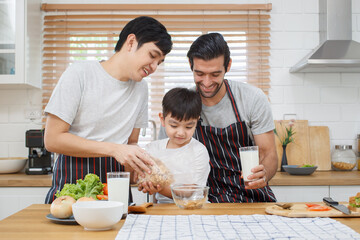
[274,120,296,172]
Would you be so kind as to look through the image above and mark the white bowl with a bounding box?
[0,157,27,174]
[171,184,209,210]
[72,201,123,231]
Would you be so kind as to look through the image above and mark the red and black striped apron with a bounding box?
[45,154,127,204]
[194,80,276,203]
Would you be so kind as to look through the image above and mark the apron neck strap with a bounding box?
[223,79,242,122]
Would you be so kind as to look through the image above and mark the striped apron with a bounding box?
[194,79,276,203]
[45,155,130,204]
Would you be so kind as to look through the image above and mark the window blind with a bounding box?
[42,4,271,146]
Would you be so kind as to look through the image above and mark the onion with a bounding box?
[50,196,76,219]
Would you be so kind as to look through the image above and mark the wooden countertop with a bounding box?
[0,173,52,187]
[0,203,359,239]
[0,171,360,187]
[269,170,360,186]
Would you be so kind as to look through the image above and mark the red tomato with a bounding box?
[306,203,320,208]
[96,195,108,200]
[307,205,331,211]
[103,183,108,195]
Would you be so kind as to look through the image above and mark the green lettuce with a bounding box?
[349,203,360,208]
[55,173,104,200]
[77,174,104,199]
[300,164,315,168]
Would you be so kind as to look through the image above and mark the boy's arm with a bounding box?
[158,186,172,198]
[44,113,152,175]
[192,142,211,186]
[137,181,172,198]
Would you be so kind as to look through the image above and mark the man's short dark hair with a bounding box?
[115,16,172,55]
[187,33,230,72]
[162,88,202,122]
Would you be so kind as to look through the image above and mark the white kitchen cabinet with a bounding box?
[271,186,330,202]
[0,0,41,88]
[329,186,360,201]
[0,187,49,220]
[271,185,360,202]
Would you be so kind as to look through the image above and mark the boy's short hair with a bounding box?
[162,88,202,122]
[115,16,172,56]
[187,32,230,72]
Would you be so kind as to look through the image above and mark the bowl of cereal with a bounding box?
[171,184,209,210]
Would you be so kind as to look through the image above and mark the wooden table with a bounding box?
[0,203,359,239]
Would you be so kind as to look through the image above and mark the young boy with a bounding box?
[139,88,210,203]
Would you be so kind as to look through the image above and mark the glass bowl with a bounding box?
[171,184,209,210]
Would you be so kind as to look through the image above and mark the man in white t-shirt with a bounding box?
[138,88,210,203]
[44,16,172,203]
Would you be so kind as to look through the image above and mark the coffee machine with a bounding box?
[25,129,52,175]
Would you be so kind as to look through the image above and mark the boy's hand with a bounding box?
[138,181,162,195]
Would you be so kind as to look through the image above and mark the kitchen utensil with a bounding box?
[0,157,27,174]
[282,165,317,175]
[323,197,351,215]
[275,120,311,170]
[128,202,153,213]
[72,200,123,231]
[309,126,331,170]
[25,129,52,175]
[275,203,293,209]
[266,203,360,218]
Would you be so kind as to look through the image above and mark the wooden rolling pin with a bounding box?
[128,202,153,213]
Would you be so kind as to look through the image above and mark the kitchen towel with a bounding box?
[116,214,360,240]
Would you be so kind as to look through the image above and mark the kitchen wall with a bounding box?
[0,0,359,158]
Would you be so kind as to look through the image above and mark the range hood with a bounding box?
[290,0,360,73]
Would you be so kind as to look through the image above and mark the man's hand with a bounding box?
[243,164,268,189]
[112,144,153,177]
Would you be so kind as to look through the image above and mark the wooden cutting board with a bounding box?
[275,120,311,171]
[309,126,331,170]
[266,204,360,218]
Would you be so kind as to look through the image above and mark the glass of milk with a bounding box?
[107,172,130,216]
[239,146,259,182]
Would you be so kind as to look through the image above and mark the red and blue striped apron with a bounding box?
[45,155,127,204]
[194,80,276,203]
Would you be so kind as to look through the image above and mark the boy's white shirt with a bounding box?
[145,137,210,203]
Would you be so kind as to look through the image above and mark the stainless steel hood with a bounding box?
[290,0,360,73]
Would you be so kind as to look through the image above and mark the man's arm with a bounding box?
[44,113,152,175]
[245,130,278,189]
[127,128,141,145]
